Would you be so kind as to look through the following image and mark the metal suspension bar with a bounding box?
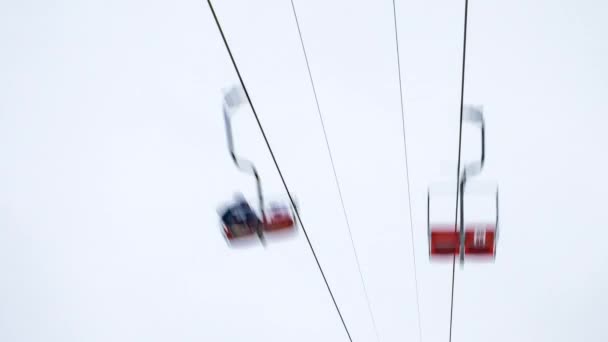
[459,106,485,265]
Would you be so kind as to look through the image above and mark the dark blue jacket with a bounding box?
[221,201,261,227]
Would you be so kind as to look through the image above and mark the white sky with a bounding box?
[1,0,607,341]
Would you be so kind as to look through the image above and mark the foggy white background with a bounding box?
[1,0,607,341]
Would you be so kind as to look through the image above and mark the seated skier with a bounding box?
[220,193,262,237]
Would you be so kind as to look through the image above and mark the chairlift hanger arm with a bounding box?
[223,106,260,178]
[459,105,485,265]
[461,106,485,178]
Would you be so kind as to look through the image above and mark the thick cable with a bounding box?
[449,1,470,341]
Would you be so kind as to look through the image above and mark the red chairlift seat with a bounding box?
[262,201,297,232]
[427,182,499,262]
[429,223,496,257]
[219,197,298,243]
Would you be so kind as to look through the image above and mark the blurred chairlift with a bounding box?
[218,85,298,246]
[427,105,500,265]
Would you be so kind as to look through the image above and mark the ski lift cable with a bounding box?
[287,1,382,342]
[206,1,353,341]
[449,1,470,341]
[390,1,423,341]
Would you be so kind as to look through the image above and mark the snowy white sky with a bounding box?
[1,0,608,341]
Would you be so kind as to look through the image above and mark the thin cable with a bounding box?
[206,2,353,341]
[391,1,423,341]
[449,1,470,341]
[288,1,381,341]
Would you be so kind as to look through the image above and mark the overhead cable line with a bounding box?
[449,1,470,341]
[288,1,382,341]
[205,1,353,341]
[390,1,423,341]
